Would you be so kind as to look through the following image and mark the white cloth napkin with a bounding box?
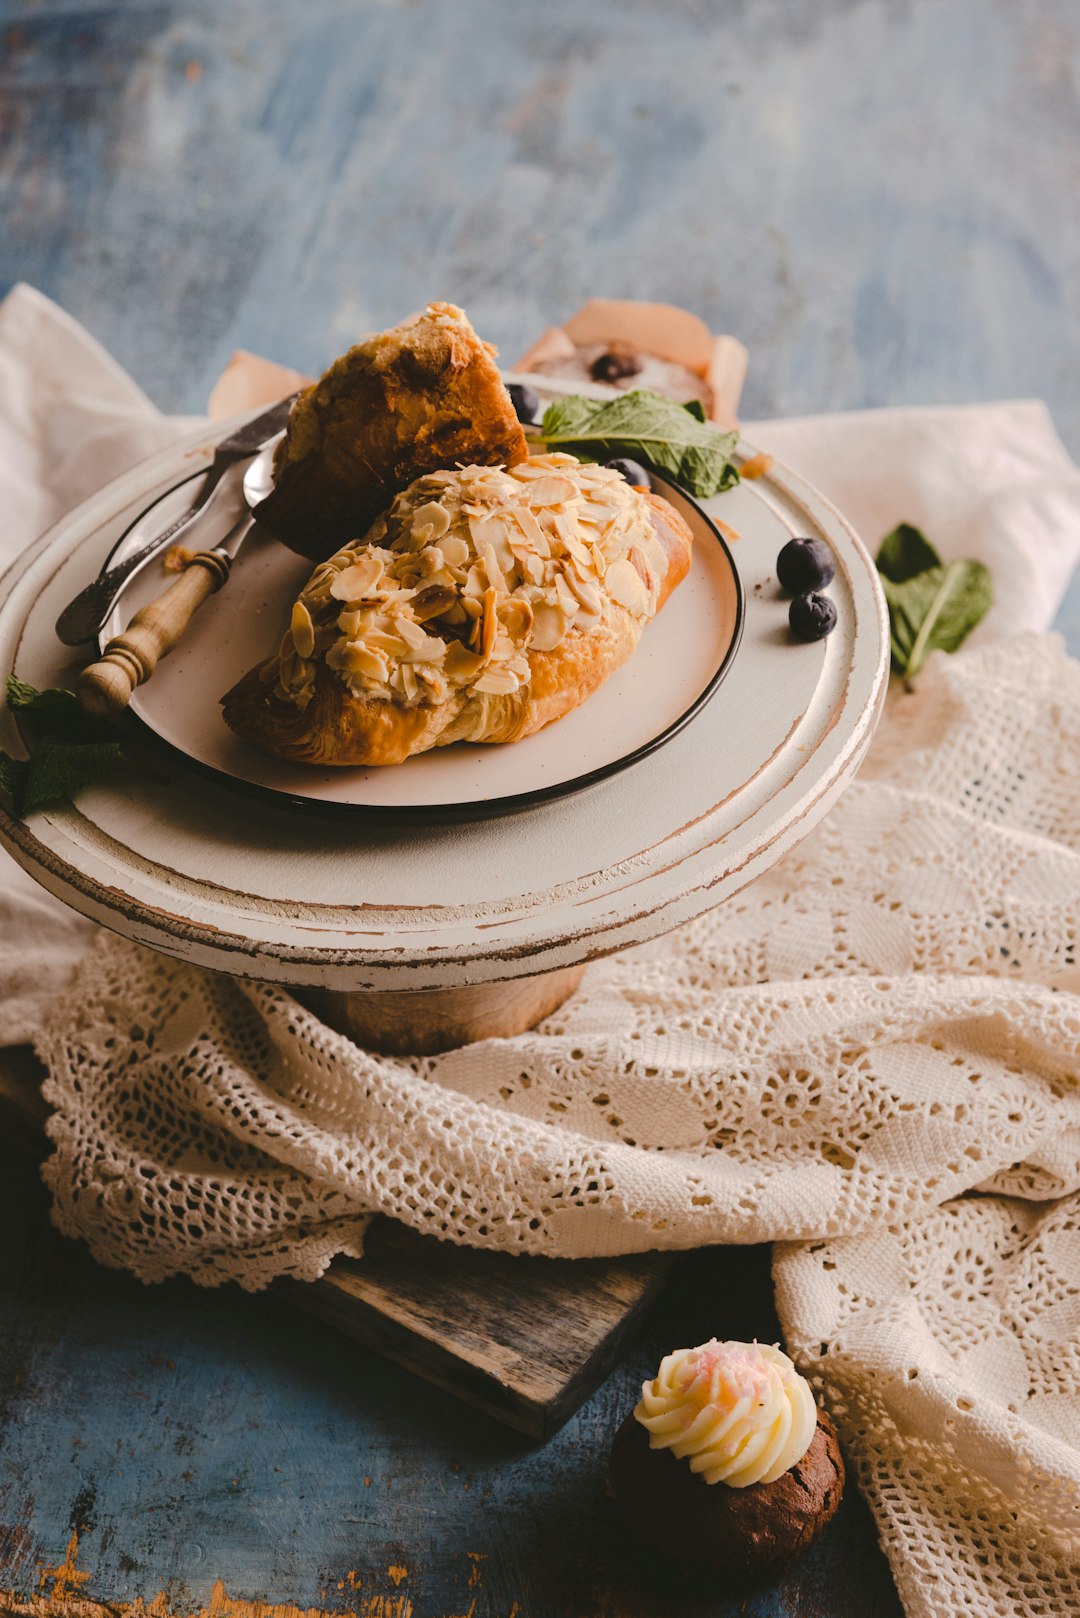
[7,283,1080,1618]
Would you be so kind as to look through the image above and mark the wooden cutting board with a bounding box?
[0,1044,673,1439]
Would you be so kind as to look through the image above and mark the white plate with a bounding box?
[99,465,743,818]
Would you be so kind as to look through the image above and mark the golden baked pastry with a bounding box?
[257,302,529,559]
[221,454,693,766]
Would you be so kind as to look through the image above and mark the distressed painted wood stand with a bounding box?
[0,404,888,1434]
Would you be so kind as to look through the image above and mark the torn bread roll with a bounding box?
[221,454,693,766]
[256,302,528,559]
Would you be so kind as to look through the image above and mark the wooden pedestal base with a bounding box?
[300,962,586,1055]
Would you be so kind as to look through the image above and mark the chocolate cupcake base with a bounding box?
[611,1408,845,1580]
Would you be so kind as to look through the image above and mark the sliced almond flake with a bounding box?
[444,640,487,680]
[480,543,510,597]
[630,543,657,596]
[464,563,487,598]
[480,586,498,661]
[338,641,390,682]
[394,615,430,650]
[440,534,470,568]
[460,596,483,620]
[411,501,451,541]
[331,555,385,601]
[520,552,544,585]
[364,629,410,656]
[290,599,315,660]
[499,597,534,641]
[565,567,603,616]
[400,632,447,664]
[400,664,419,702]
[554,570,580,616]
[531,602,570,652]
[473,666,521,696]
[513,507,549,554]
[578,499,622,525]
[522,476,580,507]
[606,556,649,614]
[412,584,457,622]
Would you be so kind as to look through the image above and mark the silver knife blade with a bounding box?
[55,392,300,646]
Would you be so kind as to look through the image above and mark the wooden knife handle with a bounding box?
[77,550,232,718]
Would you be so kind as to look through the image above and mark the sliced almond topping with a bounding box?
[290,599,316,659]
[440,534,470,568]
[444,640,487,680]
[480,543,510,597]
[331,554,384,601]
[412,583,457,622]
[338,641,390,682]
[480,586,498,661]
[531,602,570,652]
[411,501,451,542]
[499,597,534,640]
[606,556,649,614]
[629,543,657,596]
[400,631,447,664]
[400,663,419,702]
[564,566,603,616]
[513,507,549,555]
[522,476,580,507]
[473,666,521,696]
[553,570,580,617]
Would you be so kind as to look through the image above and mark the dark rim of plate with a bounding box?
[102,465,745,825]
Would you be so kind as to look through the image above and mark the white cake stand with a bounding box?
[0,395,889,1052]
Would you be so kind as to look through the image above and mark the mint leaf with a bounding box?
[0,749,28,812]
[537,389,740,497]
[21,735,126,814]
[6,675,116,743]
[878,549,993,681]
[876,523,942,584]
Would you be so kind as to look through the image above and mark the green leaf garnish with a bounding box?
[21,735,126,814]
[4,676,129,814]
[875,524,993,681]
[535,389,740,498]
[0,749,28,811]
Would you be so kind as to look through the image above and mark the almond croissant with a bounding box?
[222,454,693,767]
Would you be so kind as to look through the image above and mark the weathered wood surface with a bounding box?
[0,1047,671,1441]
[4,0,1080,1613]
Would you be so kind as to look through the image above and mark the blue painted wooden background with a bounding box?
[2,1,1079,1613]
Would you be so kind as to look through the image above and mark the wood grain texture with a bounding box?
[0,1044,669,1440]
[301,965,586,1055]
[77,549,230,717]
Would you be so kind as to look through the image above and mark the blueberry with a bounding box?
[590,349,642,383]
[789,592,837,643]
[777,537,836,594]
[605,457,652,489]
[507,382,541,425]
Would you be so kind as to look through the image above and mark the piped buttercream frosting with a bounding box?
[633,1339,818,1487]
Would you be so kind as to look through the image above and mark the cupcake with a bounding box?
[611,1338,844,1580]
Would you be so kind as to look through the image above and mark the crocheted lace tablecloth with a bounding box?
[35,632,1080,1617]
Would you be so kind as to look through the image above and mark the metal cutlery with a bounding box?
[55,391,300,646]
[76,440,279,719]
